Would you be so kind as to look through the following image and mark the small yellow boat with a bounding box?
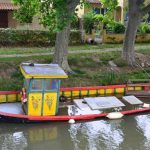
[0,63,149,123]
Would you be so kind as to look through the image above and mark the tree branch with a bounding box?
[67,0,80,12]
[142,3,150,15]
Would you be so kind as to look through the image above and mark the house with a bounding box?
[77,0,125,23]
[0,0,44,29]
[0,0,17,28]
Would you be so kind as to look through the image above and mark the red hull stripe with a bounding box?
[0,107,150,121]
[0,91,20,95]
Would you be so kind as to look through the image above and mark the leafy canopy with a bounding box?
[13,0,82,31]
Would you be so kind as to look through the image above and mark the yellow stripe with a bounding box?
[116,88,124,93]
[135,86,142,90]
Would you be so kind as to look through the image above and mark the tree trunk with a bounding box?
[53,24,72,73]
[53,0,80,73]
[122,0,143,66]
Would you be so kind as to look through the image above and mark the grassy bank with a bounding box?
[0,48,149,90]
[0,43,149,55]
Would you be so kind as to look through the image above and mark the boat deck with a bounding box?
[0,96,149,117]
[0,103,24,114]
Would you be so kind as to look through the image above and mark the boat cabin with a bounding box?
[20,63,68,116]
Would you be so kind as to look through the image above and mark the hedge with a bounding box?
[0,29,82,47]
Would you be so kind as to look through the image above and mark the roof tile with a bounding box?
[0,3,18,10]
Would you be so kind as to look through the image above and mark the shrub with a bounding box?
[106,21,125,33]
[138,23,150,34]
[0,29,81,47]
[83,12,95,34]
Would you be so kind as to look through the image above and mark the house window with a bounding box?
[93,8,100,14]
[0,10,8,28]
[93,8,107,15]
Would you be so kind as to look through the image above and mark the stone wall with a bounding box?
[102,30,150,43]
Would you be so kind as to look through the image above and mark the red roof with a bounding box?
[0,3,18,10]
[87,0,101,4]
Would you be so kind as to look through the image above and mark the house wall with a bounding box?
[15,16,45,30]
[84,3,102,14]
[83,0,124,23]
[0,0,45,30]
[76,5,84,18]
[8,11,17,28]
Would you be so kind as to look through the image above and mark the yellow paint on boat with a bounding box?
[135,86,142,90]
[89,90,97,95]
[106,89,113,94]
[116,88,124,93]
[72,91,80,97]
[63,91,71,97]
[98,89,105,95]
[28,93,42,116]
[20,64,68,79]
[81,90,88,96]
[43,92,57,116]
[18,94,21,101]
[7,94,17,102]
[128,87,134,91]
[0,95,6,103]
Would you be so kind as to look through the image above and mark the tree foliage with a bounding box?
[101,0,118,12]
[13,0,82,31]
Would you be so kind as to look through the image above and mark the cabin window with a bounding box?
[31,79,43,90]
[45,79,58,90]
[24,79,30,90]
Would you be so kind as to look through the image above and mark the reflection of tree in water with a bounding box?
[135,114,150,149]
[0,132,27,150]
[69,120,124,150]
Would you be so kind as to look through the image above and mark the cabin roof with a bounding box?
[20,63,68,79]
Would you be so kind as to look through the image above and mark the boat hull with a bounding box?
[0,83,149,123]
[0,107,150,123]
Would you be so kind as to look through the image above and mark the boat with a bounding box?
[0,63,149,123]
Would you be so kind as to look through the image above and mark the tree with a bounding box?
[123,0,150,66]
[13,0,81,72]
[100,0,150,66]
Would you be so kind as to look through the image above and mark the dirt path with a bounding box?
[0,45,149,58]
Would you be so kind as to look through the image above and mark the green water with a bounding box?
[0,114,150,150]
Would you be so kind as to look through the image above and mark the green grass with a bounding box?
[0,44,149,90]
[0,43,149,55]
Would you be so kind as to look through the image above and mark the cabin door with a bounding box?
[42,79,59,116]
[43,92,57,116]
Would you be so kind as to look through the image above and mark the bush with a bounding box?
[138,23,150,34]
[83,12,95,34]
[0,29,81,47]
[106,21,125,33]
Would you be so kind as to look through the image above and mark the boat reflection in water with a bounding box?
[69,120,124,150]
[0,123,71,150]
[136,114,150,149]
[1,114,150,150]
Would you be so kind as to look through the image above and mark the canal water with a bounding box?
[0,114,150,150]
